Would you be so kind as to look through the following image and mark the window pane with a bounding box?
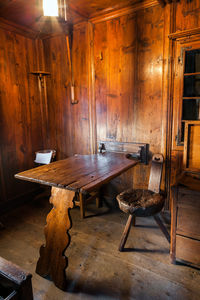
[182,99,200,120]
[181,122,185,142]
[185,49,200,73]
[183,75,200,97]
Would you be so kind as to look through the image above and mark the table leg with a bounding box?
[36,187,75,290]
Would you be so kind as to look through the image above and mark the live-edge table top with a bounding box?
[15,152,138,194]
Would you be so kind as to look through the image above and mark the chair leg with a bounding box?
[79,191,102,219]
[96,193,101,208]
[79,193,85,219]
[119,214,134,252]
[154,215,170,243]
[96,187,104,209]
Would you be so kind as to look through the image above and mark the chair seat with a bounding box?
[116,188,165,217]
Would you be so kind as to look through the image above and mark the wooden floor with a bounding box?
[0,193,199,300]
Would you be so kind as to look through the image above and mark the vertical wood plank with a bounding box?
[0,27,46,205]
[87,21,97,154]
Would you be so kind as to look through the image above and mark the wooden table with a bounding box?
[15,152,138,290]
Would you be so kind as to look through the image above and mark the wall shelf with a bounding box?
[30,71,50,77]
[29,71,51,87]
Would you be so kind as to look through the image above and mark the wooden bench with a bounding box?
[0,257,33,300]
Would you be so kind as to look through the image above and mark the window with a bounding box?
[181,49,200,142]
[172,37,200,150]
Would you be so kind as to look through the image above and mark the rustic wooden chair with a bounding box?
[116,153,170,252]
[34,149,56,165]
[0,257,33,299]
[34,149,56,201]
[75,191,101,219]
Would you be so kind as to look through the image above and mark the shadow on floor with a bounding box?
[122,247,170,254]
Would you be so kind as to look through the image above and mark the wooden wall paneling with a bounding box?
[0,28,45,205]
[14,33,32,168]
[94,14,137,143]
[0,31,30,199]
[0,29,9,203]
[94,15,137,195]
[160,3,170,158]
[42,26,93,161]
[41,38,57,156]
[93,5,166,193]
[170,150,183,187]
[34,36,50,142]
[27,39,47,154]
[14,35,47,171]
[132,5,164,189]
[106,17,123,140]
[166,1,178,209]
[94,6,166,193]
[87,22,97,154]
[134,6,164,150]
[175,0,200,32]
[42,27,93,157]
[161,3,173,206]
[94,20,108,143]
[35,39,46,71]
[42,35,73,159]
[110,15,136,142]
[71,23,91,155]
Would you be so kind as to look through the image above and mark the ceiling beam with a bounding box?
[69,3,88,20]
[0,17,38,39]
[90,0,159,24]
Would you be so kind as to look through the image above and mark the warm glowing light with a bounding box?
[43,0,59,17]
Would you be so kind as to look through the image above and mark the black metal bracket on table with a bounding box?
[98,141,149,164]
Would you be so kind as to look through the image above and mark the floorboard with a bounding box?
[0,195,199,300]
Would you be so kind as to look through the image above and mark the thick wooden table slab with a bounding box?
[15,153,138,290]
[15,153,138,193]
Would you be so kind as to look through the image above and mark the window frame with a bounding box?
[172,36,200,151]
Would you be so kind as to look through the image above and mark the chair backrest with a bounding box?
[148,154,164,193]
[0,256,33,300]
[34,150,56,165]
